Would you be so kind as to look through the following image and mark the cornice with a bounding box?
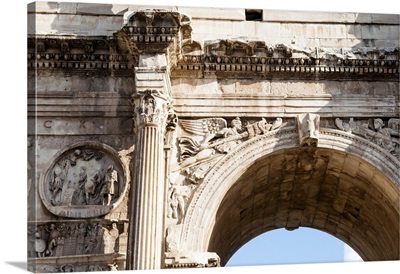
[28,19,399,81]
[172,40,399,80]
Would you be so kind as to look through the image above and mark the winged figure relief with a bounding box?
[177,118,235,169]
[176,117,285,170]
[179,118,228,136]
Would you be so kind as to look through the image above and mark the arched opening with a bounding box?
[226,227,363,266]
[207,146,399,265]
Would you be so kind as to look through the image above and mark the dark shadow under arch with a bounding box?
[208,146,399,265]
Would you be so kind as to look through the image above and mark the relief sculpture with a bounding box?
[40,146,125,218]
[335,117,400,156]
[177,117,284,171]
[28,222,127,259]
[166,117,285,224]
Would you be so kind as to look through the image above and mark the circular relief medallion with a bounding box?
[40,145,126,218]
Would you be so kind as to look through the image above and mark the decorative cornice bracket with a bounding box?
[115,10,192,69]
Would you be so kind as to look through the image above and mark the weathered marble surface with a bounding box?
[27,4,399,272]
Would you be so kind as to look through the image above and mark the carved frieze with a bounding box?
[28,221,128,259]
[32,261,121,273]
[39,145,126,218]
[335,117,400,157]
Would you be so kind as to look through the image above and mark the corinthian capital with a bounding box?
[132,90,170,128]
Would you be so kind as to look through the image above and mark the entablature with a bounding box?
[28,35,399,81]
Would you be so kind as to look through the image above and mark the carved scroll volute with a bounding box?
[297,113,320,147]
[132,89,171,131]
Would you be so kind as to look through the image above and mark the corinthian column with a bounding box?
[116,9,192,270]
[127,53,172,270]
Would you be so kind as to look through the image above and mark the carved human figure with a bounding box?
[45,224,60,257]
[49,166,64,206]
[34,231,47,257]
[84,237,98,254]
[72,166,88,205]
[335,117,399,155]
[177,117,284,171]
[102,165,118,206]
[49,161,70,206]
[85,171,101,205]
[139,94,160,124]
[103,223,120,253]
[168,184,193,222]
[212,117,243,153]
[368,118,395,152]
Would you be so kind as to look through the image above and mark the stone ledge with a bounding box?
[262,10,399,24]
[178,7,245,21]
[27,2,174,15]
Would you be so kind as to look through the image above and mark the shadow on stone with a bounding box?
[5,261,27,271]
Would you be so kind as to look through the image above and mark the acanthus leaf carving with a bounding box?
[132,90,170,129]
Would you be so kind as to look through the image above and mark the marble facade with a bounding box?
[28,2,399,272]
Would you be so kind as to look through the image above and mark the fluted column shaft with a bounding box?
[131,122,164,269]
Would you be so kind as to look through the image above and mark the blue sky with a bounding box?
[226,227,362,266]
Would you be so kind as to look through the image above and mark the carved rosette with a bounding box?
[39,144,127,218]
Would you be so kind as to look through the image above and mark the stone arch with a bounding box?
[179,127,400,264]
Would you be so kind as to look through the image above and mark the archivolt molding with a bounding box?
[177,126,400,252]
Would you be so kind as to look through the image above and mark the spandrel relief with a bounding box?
[40,146,126,218]
[167,117,285,224]
[176,117,284,171]
[335,117,400,157]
